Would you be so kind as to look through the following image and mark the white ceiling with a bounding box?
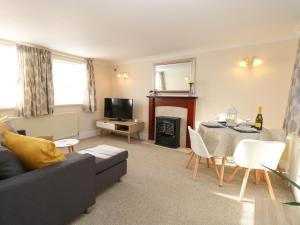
[0,0,299,62]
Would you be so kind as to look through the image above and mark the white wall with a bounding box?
[113,39,298,140]
[0,60,112,138]
[1,39,297,142]
[111,62,153,139]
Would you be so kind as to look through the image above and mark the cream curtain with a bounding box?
[16,44,54,117]
[283,39,300,192]
[283,38,300,136]
[83,59,97,112]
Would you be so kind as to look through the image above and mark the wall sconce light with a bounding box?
[117,72,129,79]
[238,56,262,69]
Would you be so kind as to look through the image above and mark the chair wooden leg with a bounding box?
[262,170,276,200]
[219,157,226,186]
[206,158,210,168]
[227,166,239,183]
[211,157,220,180]
[239,168,251,201]
[192,155,200,181]
[262,171,267,183]
[254,170,261,185]
[186,152,195,169]
[210,158,215,168]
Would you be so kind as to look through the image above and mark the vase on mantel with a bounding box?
[188,82,195,96]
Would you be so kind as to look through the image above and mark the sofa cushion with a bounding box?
[3,131,65,170]
[78,145,128,174]
[94,151,128,174]
[0,147,26,180]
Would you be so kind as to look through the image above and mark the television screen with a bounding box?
[104,98,133,120]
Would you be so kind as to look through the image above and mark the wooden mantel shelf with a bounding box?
[147,95,198,148]
[147,95,198,99]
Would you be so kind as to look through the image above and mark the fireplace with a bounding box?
[147,96,197,148]
[155,116,181,148]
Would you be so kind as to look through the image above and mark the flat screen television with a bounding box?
[104,98,133,120]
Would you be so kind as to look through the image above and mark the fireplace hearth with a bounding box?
[155,116,181,148]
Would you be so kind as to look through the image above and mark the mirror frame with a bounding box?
[153,58,196,93]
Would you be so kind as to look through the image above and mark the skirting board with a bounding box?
[79,130,100,139]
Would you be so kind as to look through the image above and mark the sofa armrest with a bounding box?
[0,153,96,225]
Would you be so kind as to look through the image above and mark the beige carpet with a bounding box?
[69,135,293,225]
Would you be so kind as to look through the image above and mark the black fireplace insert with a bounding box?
[155,116,181,148]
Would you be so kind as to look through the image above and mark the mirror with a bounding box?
[153,58,195,93]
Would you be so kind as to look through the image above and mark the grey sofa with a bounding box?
[0,148,128,225]
[0,153,96,225]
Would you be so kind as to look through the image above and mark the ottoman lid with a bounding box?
[78,145,128,174]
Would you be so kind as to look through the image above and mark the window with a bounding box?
[0,44,17,108]
[52,58,87,105]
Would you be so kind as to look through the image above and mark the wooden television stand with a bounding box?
[96,119,144,144]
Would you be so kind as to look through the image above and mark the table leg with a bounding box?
[128,134,131,144]
[206,158,210,168]
[219,157,226,187]
[68,146,72,153]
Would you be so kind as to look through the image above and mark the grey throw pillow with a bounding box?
[0,119,17,145]
[0,148,26,180]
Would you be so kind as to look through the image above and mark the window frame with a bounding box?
[52,56,87,106]
[0,44,89,110]
[0,43,18,110]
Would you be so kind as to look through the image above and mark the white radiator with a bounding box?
[9,113,79,140]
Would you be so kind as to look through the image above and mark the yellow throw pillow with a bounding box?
[3,131,65,170]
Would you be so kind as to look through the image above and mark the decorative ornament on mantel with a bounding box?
[149,89,157,96]
[188,82,195,96]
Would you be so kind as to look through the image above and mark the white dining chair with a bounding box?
[186,126,220,181]
[227,139,285,201]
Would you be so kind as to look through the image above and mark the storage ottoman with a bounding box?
[78,145,128,194]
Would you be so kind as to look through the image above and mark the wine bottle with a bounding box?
[255,106,263,130]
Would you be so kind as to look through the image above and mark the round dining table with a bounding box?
[198,125,276,186]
